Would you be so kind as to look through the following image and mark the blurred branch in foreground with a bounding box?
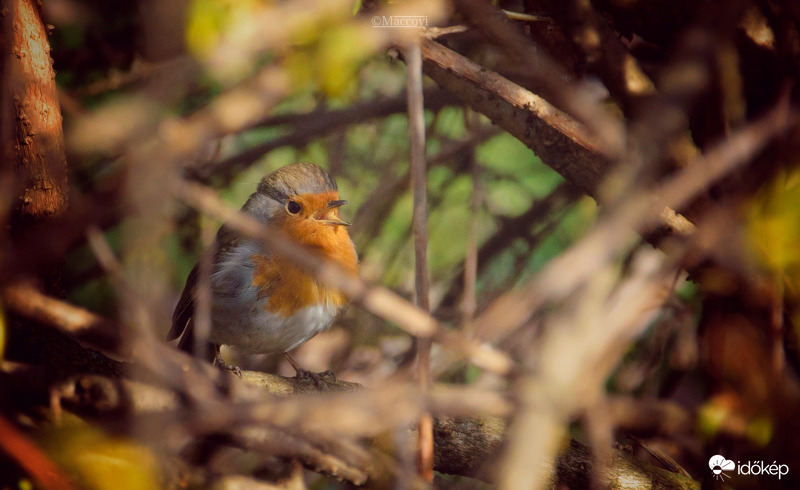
[1,281,696,488]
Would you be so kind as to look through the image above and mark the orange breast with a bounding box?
[250,229,358,317]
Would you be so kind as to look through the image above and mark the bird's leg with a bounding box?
[283,353,336,387]
[213,345,242,378]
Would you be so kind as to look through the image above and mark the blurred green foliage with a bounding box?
[56,0,597,338]
[64,50,597,327]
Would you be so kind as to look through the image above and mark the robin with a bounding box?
[168,163,358,377]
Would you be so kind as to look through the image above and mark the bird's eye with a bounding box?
[286,200,302,215]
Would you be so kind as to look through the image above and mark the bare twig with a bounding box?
[422,25,469,38]
[462,150,479,328]
[501,10,553,23]
[352,125,498,247]
[418,37,703,240]
[435,182,581,319]
[2,282,122,354]
[192,220,216,358]
[235,426,372,485]
[3,283,695,487]
[406,40,434,482]
[85,226,170,371]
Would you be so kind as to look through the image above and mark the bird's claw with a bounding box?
[295,368,336,388]
[214,354,243,378]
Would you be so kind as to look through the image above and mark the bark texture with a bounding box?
[4,0,68,220]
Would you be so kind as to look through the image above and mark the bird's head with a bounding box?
[246,163,352,248]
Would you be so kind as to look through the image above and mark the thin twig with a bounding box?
[502,10,553,23]
[422,25,470,39]
[86,226,163,353]
[435,182,581,319]
[462,116,481,329]
[192,219,215,357]
[406,40,434,482]
[3,282,692,487]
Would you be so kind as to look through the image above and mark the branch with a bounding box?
[420,38,610,197]
[2,282,124,355]
[434,182,581,317]
[5,0,69,219]
[451,0,625,158]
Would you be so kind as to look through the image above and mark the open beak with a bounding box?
[312,200,351,226]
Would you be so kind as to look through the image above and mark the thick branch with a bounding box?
[421,38,610,197]
[5,0,68,219]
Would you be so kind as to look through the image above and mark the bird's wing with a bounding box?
[167,224,243,343]
[167,262,199,341]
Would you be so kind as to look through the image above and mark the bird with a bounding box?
[168,163,358,378]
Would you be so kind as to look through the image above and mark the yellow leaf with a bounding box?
[48,427,160,490]
[186,0,261,58]
[746,416,773,447]
[316,24,380,98]
[746,169,800,283]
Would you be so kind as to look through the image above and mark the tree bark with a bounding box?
[3,0,68,222]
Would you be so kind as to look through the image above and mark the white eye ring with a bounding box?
[286,200,302,215]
